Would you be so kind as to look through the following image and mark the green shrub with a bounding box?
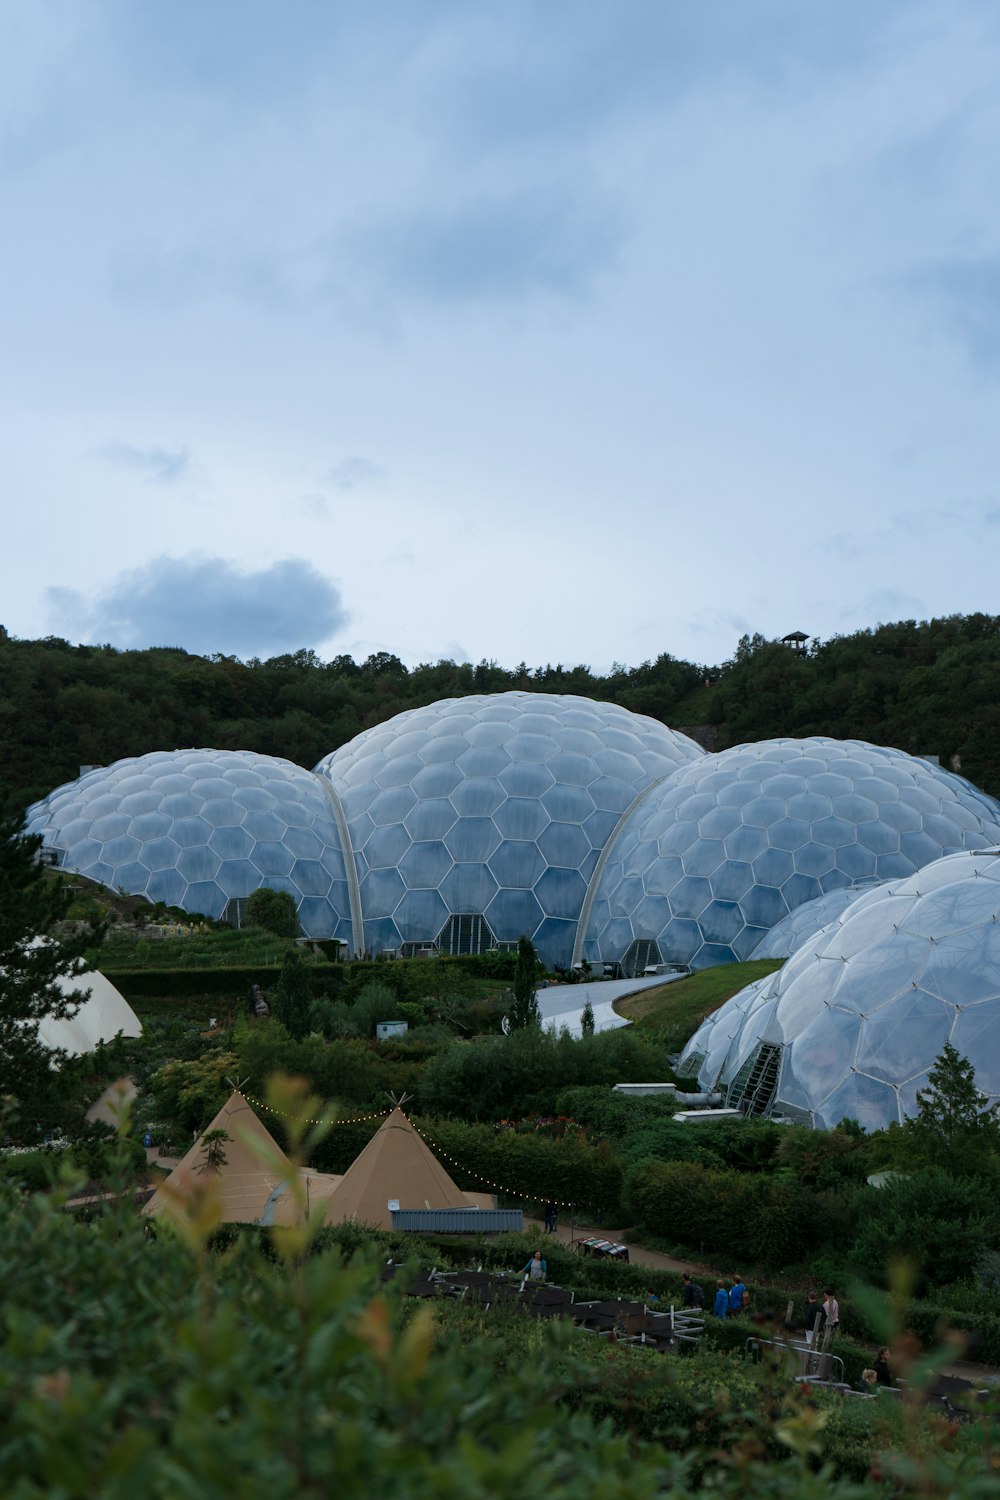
[0,1151,54,1192]
[419,1027,672,1122]
[850,1169,1000,1291]
[244,887,301,939]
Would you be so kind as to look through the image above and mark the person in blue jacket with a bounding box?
[713,1279,729,1317]
[729,1275,747,1314]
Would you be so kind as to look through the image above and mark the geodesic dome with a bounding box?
[580,737,1000,972]
[25,749,353,938]
[750,882,882,959]
[312,692,704,967]
[679,849,1000,1131]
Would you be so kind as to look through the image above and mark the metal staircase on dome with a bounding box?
[620,938,661,978]
[727,1042,783,1117]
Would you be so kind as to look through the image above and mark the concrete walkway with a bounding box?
[535,974,683,1038]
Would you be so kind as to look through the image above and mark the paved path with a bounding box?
[535,975,683,1037]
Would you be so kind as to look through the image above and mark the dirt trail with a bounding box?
[524,1216,718,1277]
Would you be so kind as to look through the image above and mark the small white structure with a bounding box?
[612,1083,679,1098]
[672,1107,743,1125]
[376,1021,408,1041]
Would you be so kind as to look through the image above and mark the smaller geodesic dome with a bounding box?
[679,849,1000,1131]
[580,737,1000,973]
[25,749,353,939]
[750,882,882,959]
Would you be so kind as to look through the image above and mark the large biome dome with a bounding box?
[678,849,1000,1131]
[25,749,353,937]
[580,737,1000,972]
[312,691,704,967]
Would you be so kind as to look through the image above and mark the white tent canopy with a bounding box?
[39,966,142,1056]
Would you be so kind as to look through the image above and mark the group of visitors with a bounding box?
[710,1274,750,1317]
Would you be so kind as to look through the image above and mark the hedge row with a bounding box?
[412,1120,624,1221]
[625,1157,825,1268]
[109,955,510,1001]
[108,963,347,1000]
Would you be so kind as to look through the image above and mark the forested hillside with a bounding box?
[2,612,999,808]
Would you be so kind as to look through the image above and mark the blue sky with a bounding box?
[3,0,1000,669]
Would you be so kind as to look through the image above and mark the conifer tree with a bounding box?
[508,935,541,1030]
[0,804,97,1133]
[906,1042,1000,1170]
[271,949,312,1041]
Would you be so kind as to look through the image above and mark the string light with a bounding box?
[238,1092,575,1211]
[410,1120,575,1210]
[239,1093,393,1129]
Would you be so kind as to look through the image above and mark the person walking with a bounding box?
[713,1279,729,1317]
[543,1200,557,1234]
[803,1291,824,1347]
[823,1288,840,1333]
[729,1275,747,1315]
[681,1273,704,1309]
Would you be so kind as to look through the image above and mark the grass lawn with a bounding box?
[613,959,784,1046]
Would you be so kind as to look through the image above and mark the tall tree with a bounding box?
[508,936,541,1031]
[0,804,97,1135]
[245,887,301,940]
[900,1042,1000,1173]
[271,949,313,1041]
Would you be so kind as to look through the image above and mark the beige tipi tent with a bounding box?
[322,1106,489,1230]
[144,1091,341,1225]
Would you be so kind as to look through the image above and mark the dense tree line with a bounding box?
[4,611,1000,809]
[705,614,1000,794]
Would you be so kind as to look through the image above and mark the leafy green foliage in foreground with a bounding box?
[2,1108,998,1500]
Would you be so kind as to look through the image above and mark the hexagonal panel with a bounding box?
[398,840,454,889]
[488,840,547,890]
[494,798,549,841]
[394,888,450,939]
[534,867,587,919]
[176,845,222,883]
[389,786,454,837]
[209,825,255,861]
[444,818,502,864]
[484,887,544,942]
[449,778,506,817]
[439,863,500,912]
[287,859,331,897]
[536,822,591,869]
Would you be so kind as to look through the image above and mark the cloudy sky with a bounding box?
[3,1,1000,670]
